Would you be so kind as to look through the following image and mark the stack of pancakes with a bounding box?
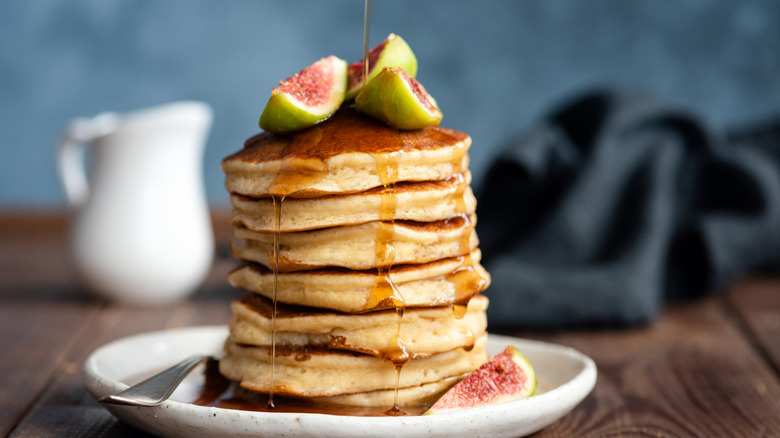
[219,107,491,409]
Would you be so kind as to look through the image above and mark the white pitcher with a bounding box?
[58,101,214,306]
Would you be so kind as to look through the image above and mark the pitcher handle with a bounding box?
[57,113,120,207]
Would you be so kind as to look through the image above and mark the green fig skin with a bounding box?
[259,93,327,133]
[259,56,348,134]
[345,33,418,101]
[354,67,442,131]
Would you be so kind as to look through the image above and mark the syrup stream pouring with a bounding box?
[98,354,212,407]
[363,0,371,85]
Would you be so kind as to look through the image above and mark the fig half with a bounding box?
[259,55,347,133]
[424,345,537,414]
[354,67,442,130]
[346,33,418,100]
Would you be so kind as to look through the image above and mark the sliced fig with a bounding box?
[345,33,418,100]
[259,55,347,133]
[424,345,537,415]
[354,67,442,130]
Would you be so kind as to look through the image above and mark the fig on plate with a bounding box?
[345,33,418,100]
[424,345,537,415]
[259,55,347,133]
[354,67,442,130]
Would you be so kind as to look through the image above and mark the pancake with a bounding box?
[230,172,475,232]
[229,293,488,358]
[231,214,478,271]
[219,333,488,399]
[230,378,459,409]
[227,250,490,312]
[222,107,471,198]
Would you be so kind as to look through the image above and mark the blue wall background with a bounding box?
[1,1,779,207]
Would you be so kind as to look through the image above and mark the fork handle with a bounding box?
[98,354,210,407]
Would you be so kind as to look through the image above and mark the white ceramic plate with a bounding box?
[83,326,596,438]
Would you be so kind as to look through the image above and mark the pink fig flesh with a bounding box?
[278,56,341,108]
[425,345,536,414]
[259,56,347,133]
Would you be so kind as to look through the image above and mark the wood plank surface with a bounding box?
[728,277,780,373]
[0,211,73,290]
[0,210,238,437]
[0,211,96,437]
[0,294,100,437]
[520,295,780,437]
[5,290,241,438]
[9,294,238,438]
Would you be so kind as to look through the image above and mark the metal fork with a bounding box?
[98,355,211,407]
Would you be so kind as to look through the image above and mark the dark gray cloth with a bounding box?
[477,89,780,329]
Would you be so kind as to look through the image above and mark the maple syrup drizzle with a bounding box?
[452,302,468,319]
[267,128,327,196]
[384,362,407,417]
[266,195,284,409]
[446,171,489,319]
[366,150,411,415]
[368,151,401,309]
[264,133,326,409]
[362,0,371,86]
[447,210,478,348]
[463,331,476,352]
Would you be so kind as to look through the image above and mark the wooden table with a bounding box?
[2,211,779,437]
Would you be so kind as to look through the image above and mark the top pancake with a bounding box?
[222,107,471,198]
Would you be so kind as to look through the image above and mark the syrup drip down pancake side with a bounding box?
[222,107,471,198]
[228,250,490,313]
[231,214,478,271]
[229,293,488,358]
